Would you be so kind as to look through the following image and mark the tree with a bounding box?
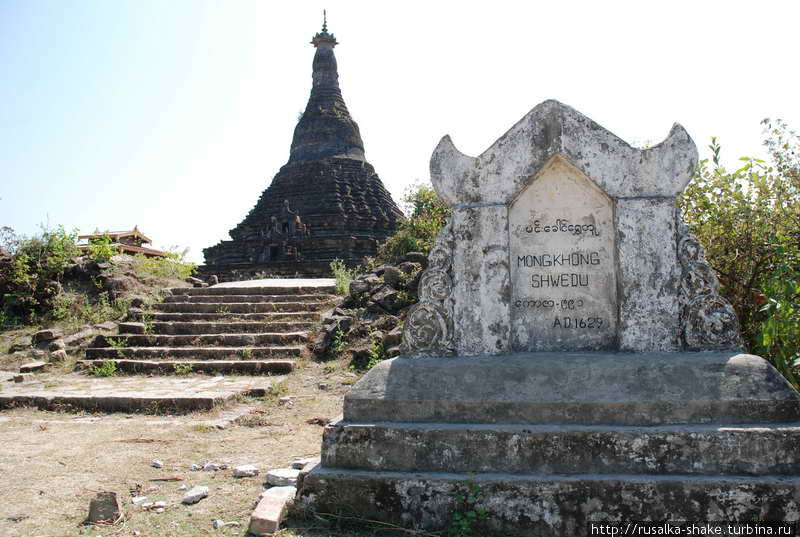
[376,180,451,262]
[677,120,800,388]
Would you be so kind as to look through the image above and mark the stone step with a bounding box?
[299,466,800,537]
[122,321,316,336]
[78,359,294,375]
[322,420,800,476]
[95,332,309,348]
[149,312,322,322]
[163,294,337,304]
[169,285,336,296]
[0,375,278,414]
[85,346,304,360]
[154,302,330,314]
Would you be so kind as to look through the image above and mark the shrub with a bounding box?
[677,120,800,384]
[130,248,196,280]
[90,359,118,377]
[377,180,451,262]
[330,259,355,296]
[49,291,129,328]
[0,225,80,324]
[87,234,118,263]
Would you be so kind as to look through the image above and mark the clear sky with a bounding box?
[1,0,798,263]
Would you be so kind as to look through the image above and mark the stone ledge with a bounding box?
[344,353,800,425]
[322,420,800,475]
[299,466,800,537]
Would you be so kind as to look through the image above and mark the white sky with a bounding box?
[1,0,798,263]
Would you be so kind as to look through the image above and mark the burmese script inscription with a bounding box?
[509,158,618,351]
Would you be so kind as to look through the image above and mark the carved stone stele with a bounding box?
[402,100,743,356]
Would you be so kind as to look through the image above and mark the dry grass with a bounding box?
[0,356,378,537]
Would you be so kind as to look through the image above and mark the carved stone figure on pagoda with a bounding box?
[203,15,403,278]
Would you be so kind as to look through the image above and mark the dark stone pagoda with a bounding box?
[203,17,403,278]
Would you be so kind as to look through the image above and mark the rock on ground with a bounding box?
[291,457,320,470]
[87,491,123,524]
[33,328,63,344]
[233,464,259,478]
[266,468,300,486]
[182,486,209,505]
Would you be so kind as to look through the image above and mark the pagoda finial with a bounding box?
[311,10,337,47]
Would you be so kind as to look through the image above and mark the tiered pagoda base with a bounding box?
[203,157,402,279]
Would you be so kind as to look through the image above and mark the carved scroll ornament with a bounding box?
[676,213,743,350]
[401,222,455,356]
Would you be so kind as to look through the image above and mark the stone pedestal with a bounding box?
[298,354,800,535]
[297,102,800,535]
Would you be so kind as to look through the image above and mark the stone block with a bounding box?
[33,328,63,344]
[19,361,49,373]
[63,328,96,348]
[348,279,370,296]
[291,457,319,470]
[382,265,402,287]
[48,339,66,351]
[382,325,403,347]
[129,295,147,308]
[343,353,800,426]
[398,261,421,275]
[119,322,146,335]
[299,468,800,537]
[323,420,800,475]
[402,251,428,267]
[49,349,68,362]
[266,468,300,486]
[9,336,32,353]
[87,491,122,524]
[233,464,259,478]
[181,485,208,505]
[370,285,402,313]
[249,486,296,536]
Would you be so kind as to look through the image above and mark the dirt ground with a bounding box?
[0,356,403,537]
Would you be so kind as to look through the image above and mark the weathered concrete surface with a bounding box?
[617,198,682,351]
[344,354,800,425]
[299,466,800,537]
[323,420,800,475]
[451,206,510,354]
[429,100,697,208]
[413,100,740,355]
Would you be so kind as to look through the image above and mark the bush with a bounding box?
[0,225,80,325]
[677,120,800,384]
[330,259,355,296]
[87,234,119,263]
[377,180,451,262]
[130,249,196,280]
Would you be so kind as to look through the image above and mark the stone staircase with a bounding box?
[81,283,337,375]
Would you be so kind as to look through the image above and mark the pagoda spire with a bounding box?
[289,15,365,163]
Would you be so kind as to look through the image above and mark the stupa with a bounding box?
[203,15,403,278]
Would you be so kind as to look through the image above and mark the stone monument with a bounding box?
[203,17,403,279]
[298,101,800,535]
